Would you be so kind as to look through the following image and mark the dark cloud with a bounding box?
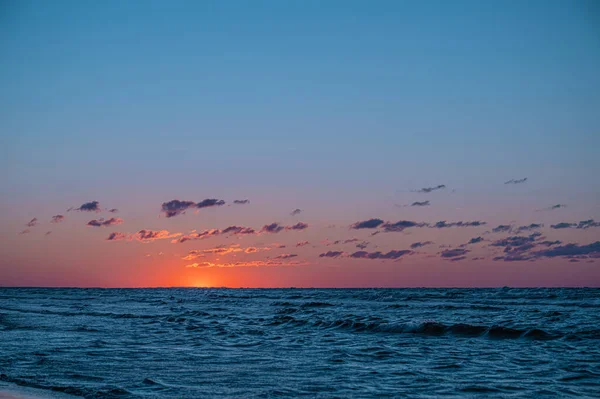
[504,178,528,184]
[432,221,485,228]
[261,223,285,234]
[351,218,384,229]
[45,231,52,236]
[350,250,412,260]
[533,242,600,258]
[233,199,250,205]
[196,199,226,209]
[107,232,128,241]
[221,226,256,235]
[440,248,470,258]
[76,201,101,212]
[381,220,425,232]
[51,215,65,223]
[161,200,196,218]
[410,241,433,249]
[172,229,220,243]
[449,256,467,262]
[274,254,298,260]
[319,251,344,258]
[411,201,430,207]
[286,222,308,231]
[134,229,181,243]
[467,237,483,244]
[356,241,369,249]
[26,218,38,227]
[108,208,119,213]
[538,240,561,247]
[490,233,539,248]
[296,241,310,247]
[551,219,600,229]
[492,225,512,233]
[415,185,446,193]
[87,217,124,227]
[515,223,543,233]
[290,209,302,216]
[550,204,566,210]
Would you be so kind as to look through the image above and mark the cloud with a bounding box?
[286,222,308,231]
[221,226,256,235]
[467,237,483,244]
[51,215,65,223]
[45,231,52,236]
[290,209,302,216]
[26,218,38,227]
[186,260,304,268]
[261,223,285,233]
[504,178,528,184]
[108,208,119,213]
[356,241,369,249]
[182,250,206,261]
[274,254,298,259]
[161,200,196,218]
[296,241,310,247]
[551,219,600,229]
[161,199,225,217]
[515,223,543,233]
[411,201,430,207]
[196,199,226,209]
[342,238,359,244]
[319,251,344,258]
[349,250,412,260]
[415,185,446,193]
[172,229,221,243]
[449,256,467,262]
[490,233,540,248]
[381,220,426,232]
[134,229,182,243]
[410,241,433,249]
[76,201,101,212]
[87,217,124,227]
[233,199,250,205]
[440,248,470,258]
[533,242,600,258]
[492,225,512,233]
[431,221,485,228]
[18,229,30,235]
[351,218,384,229]
[107,232,128,241]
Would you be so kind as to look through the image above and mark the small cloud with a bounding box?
[296,241,310,247]
[19,229,30,235]
[515,223,543,233]
[411,201,430,207]
[286,222,308,231]
[107,232,128,241]
[172,229,220,243]
[381,220,426,232]
[196,199,226,209]
[350,219,384,229]
[76,201,101,212]
[319,251,344,258]
[356,241,369,249]
[233,199,250,205]
[108,208,119,213]
[349,250,412,260]
[290,209,302,216]
[449,256,467,262]
[410,241,433,249]
[134,229,182,243]
[504,177,528,185]
[440,248,470,258]
[161,200,196,218]
[87,217,124,227]
[45,231,52,236]
[550,220,600,229]
[467,237,483,245]
[274,254,298,259]
[221,226,256,235]
[415,185,446,193]
[261,223,285,233]
[492,225,512,233]
[26,218,38,227]
[51,215,65,223]
[432,221,485,228]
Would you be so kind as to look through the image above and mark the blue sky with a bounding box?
[1,0,599,287]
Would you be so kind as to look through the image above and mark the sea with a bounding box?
[1,288,599,398]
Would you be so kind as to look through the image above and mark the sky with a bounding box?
[1,0,599,287]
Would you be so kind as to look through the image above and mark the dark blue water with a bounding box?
[1,288,599,398]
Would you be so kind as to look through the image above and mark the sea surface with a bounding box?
[1,288,599,398]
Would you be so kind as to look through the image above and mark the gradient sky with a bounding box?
[1,0,599,287]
